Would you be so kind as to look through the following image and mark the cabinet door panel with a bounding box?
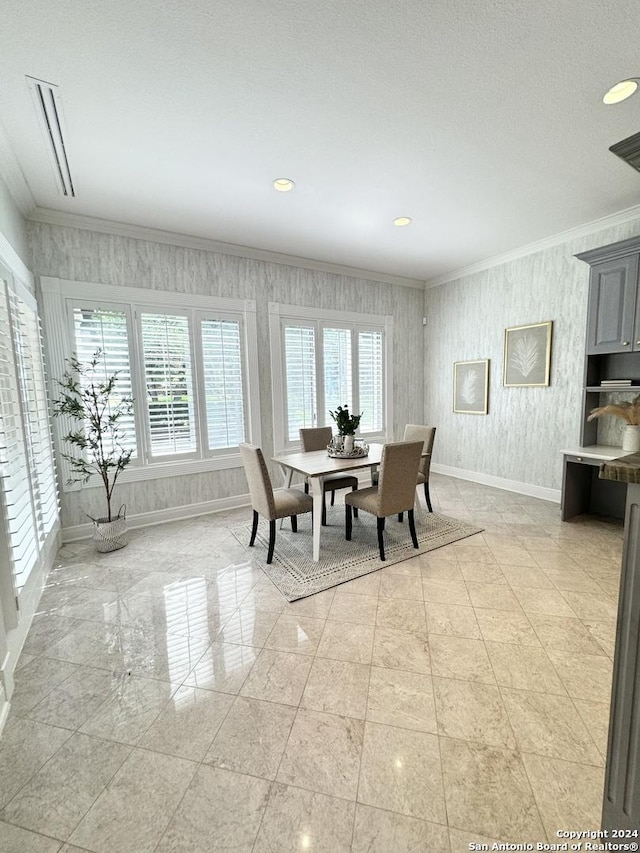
[586,256,638,354]
[633,263,640,351]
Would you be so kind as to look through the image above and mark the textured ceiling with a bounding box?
[1,0,640,280]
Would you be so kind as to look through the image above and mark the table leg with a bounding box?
[279,465,294,489]
[310,477,324,562]
[278,465,295,529]
[414,489,426,524]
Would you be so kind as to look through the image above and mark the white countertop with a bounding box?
[562,445,628,461]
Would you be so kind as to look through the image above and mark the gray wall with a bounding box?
[424,217,640,492]
[28,222,425,527]
[0,174,29,266]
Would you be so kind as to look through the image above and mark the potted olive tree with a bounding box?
[329,405,362,453]
[53,349,134,552]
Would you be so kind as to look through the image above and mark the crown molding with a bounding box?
[426,203,640,289]
[27,207,426,290]
[0,120,35,216]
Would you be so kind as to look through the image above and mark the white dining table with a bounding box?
[273,443,386,562]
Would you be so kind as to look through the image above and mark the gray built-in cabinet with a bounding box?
[560,237,640,522]
[586,249,640,355]
[600,482,640,831]
[579,235,640,448]
[575,236,640,832]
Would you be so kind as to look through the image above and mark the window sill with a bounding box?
[61,453,243,492]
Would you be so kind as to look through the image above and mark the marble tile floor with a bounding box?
[0,474,622,853]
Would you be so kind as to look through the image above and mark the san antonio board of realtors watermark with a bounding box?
[468,828,639,852]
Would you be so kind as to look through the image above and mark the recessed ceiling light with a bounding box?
[273,178,295,192]
[393,217,412,227]
[603,79,639,104]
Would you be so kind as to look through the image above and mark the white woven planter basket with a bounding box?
[91,505,128,553]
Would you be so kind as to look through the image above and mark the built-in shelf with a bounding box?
[562,444,625,461]
[585,385,640,392]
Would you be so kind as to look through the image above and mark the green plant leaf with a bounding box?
[52,348,134,521]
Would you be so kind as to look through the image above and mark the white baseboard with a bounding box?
[431,463,561,504]
[61,493,253,542]
[0,692,10,736]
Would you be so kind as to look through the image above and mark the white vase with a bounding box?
[343,434,354,454]
[622,425,640,452]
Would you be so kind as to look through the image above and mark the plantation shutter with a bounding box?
[72,308,137,455]
[15,296,58,540]
[322,327,352,424]
[358,330,384,433]
[141,313,196,456]
[284,324,316,441]
[201,318,245,450]
[0,277,58,597]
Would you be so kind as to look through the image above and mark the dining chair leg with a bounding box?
[267,520,276,564]
[322,495,327,527]
[291,515,297,533]
[345,504,353,540]
[331,490,335,506]
[351,485,358,518]
[304,483,309,494]
[424,482,433,512]
[249,510,259,547]
[408,509,419,549]
[397,512,403,523]
[377,517,386,561]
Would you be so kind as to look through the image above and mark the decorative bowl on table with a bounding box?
[327,439,369,459]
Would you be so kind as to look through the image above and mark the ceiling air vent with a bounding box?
[609,131,640,175]
[26,76,75,197]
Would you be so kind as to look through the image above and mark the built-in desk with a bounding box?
[561,445,630,520]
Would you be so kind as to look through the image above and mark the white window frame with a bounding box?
[269,301,393,453]
[41,277,261,491]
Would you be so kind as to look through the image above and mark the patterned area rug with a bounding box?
[231,506,483,601]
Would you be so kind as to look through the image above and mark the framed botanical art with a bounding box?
[503,321,552,387]
[453,359,489,414]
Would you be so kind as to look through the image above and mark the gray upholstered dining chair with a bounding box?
[371,424,436,514]
[239,443,313,564]
[299,427,359,525]
[403,424,436,512]
[345,440,423,561]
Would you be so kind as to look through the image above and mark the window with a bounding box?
[72,308,137,454]
[323,327,353,419]
[270,302,392,451]
[141,312,196,457]
[41,279,260,488]
[0,271,58,603]
[284,325,316,442]
[201,318,245,451]
[358,330,384,433]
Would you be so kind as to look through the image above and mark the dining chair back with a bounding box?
[403,424,436,512]
[345,440,423,561]
[239,442,313,563]
[299,426,333,452]
[298,427,358,524]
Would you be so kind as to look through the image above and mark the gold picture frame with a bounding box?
[453,359,489,414]
[503,321,552,387]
